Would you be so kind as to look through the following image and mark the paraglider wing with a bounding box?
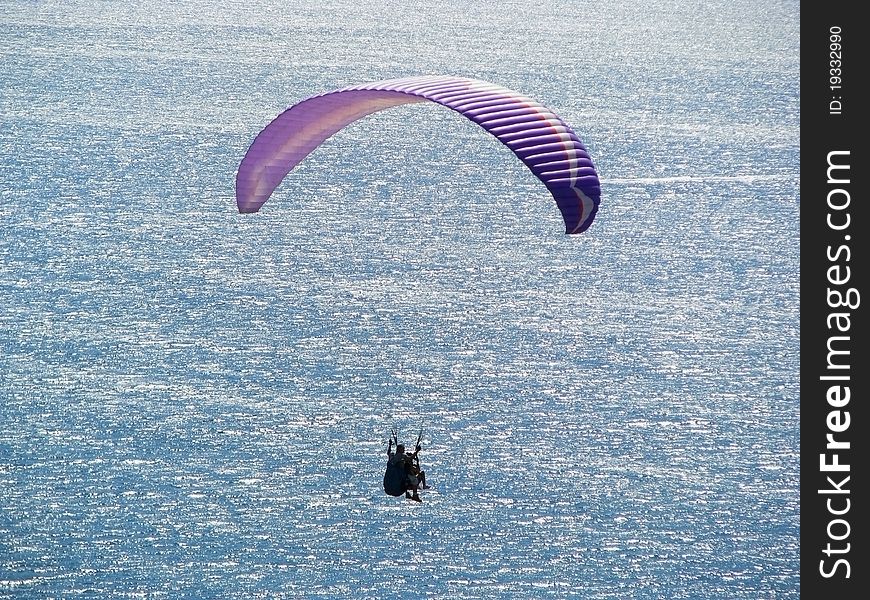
[236,75,601,234]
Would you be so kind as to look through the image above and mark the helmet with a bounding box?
[396,444,405,452]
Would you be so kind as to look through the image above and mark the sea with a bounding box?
[1,1,800,598]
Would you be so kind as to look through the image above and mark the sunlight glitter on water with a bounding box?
[1,0,798,597]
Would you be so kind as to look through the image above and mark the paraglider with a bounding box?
[236,75,601,234]
[384,428,428,502]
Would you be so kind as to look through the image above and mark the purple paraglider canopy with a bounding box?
[236,75,600,234]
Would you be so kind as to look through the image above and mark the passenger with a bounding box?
[387,441,428,501]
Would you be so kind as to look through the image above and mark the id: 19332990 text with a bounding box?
[829,26,843,115]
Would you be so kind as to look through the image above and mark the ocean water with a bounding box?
[1,1,799,598]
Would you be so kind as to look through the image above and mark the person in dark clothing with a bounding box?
[386,440,429,501]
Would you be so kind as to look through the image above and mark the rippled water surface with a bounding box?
[1,1,799,598]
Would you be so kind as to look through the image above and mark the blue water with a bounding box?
[1,1,799,598]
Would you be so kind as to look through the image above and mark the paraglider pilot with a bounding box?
[385,439,428,502]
